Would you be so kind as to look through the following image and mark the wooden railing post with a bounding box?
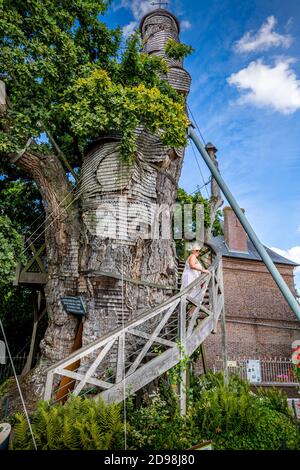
[210,268,217,334]
[44,370,55,401]
[179,295,187,415]
[220,306,228,386]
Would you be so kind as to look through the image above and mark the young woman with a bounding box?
[181,243,210,299]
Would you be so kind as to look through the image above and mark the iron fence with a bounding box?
[213,357,300,386]
[0,355,27,384]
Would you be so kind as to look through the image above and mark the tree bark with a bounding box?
[13,151,81,365]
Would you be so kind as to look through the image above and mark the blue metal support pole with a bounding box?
[188,126,300,322]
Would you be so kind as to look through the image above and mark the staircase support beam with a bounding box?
[179,296,187,415]
[221,306,229,386]
[101,316,216,405]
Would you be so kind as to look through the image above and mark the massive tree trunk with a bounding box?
[18,132,185,400]
[78,130,184,351]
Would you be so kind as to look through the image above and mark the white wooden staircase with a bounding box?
[44,246,225,410]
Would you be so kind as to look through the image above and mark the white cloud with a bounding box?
[120,2,191,38]
[228,59,300,114]
[120,0,162,38]
[120,0,157,20]
[271,246,300,265]
[236,16,292,53]
[271,246,300,290]
[122,20,138,39]
[181,20,191,32]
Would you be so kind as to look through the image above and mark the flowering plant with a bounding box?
[276,374,289,382]
[291,345,300,383]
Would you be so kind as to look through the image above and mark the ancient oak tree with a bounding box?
[0,1,193,396]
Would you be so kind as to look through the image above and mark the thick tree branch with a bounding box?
[13,151,73,216]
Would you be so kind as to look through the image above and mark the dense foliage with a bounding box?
[0,179,43,235]
[176,187,223,258]
[165,39,194,61]
[0,179,45,358]
[0,215,25,286]
[177,187,223,234]
[0,0,190,164]
[128,373,299,450]
[10,397,125,450]
[10,372,300,450]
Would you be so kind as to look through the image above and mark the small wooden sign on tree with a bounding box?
[61,296,87,316]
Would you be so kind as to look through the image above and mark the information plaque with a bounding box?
[61,296,87,316]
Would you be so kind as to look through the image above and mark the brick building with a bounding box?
[204,206,300,365]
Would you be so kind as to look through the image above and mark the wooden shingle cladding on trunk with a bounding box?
[141,10,180,52]
[163,67,191,95]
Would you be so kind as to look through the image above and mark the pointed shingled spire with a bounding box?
[140,7,191,96]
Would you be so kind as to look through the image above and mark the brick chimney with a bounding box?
[223,206,248,253]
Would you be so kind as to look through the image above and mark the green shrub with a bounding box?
[126,372,300,450]
[10,397,125,450]
[127,393,181,449]
[10,373,300,451]
[189,370,250,403]
[0,378,14,399]
[126,393,200,450]
[191,383,263,438]
[189,375,299,450]
[215,408,300,450]
[255,387,292,419]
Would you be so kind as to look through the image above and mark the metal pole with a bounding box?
[188,126,300,322]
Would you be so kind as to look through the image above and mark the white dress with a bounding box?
[181,256,203,299]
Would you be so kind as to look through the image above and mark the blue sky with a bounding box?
[104,0,300,287]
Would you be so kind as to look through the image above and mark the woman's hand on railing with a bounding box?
[201,268,210,275]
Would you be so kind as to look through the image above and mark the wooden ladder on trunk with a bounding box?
[44,248,225,412]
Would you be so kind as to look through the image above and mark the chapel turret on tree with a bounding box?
[77,7,192,354]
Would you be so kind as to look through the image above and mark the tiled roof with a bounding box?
[212,235,299,267]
